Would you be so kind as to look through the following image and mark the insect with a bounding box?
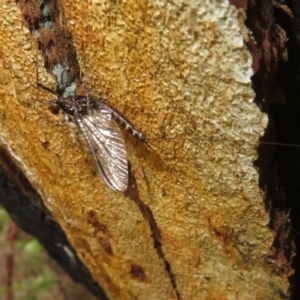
[50,92,211,206]
[52,95,146,192]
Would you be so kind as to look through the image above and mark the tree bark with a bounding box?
[0,0,296,299]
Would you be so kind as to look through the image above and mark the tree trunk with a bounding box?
[0,0,296,299]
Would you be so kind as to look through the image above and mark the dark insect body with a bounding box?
[54,95,146,192]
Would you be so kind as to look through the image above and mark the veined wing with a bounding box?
[75,108,128,192]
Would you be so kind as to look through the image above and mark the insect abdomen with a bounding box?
[100,101,146,142]
[112,114,146,142]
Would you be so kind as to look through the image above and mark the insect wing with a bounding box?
[76,108,128,192]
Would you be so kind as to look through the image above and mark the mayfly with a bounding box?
[52,95,146,192]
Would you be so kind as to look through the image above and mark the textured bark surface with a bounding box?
[0,147,107,299]
[0,0,294,299]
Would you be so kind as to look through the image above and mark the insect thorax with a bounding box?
[56,95,91,115]
[55,95,146,142]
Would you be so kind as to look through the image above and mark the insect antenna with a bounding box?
[34,59,57,95]
[146,136,300,149]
